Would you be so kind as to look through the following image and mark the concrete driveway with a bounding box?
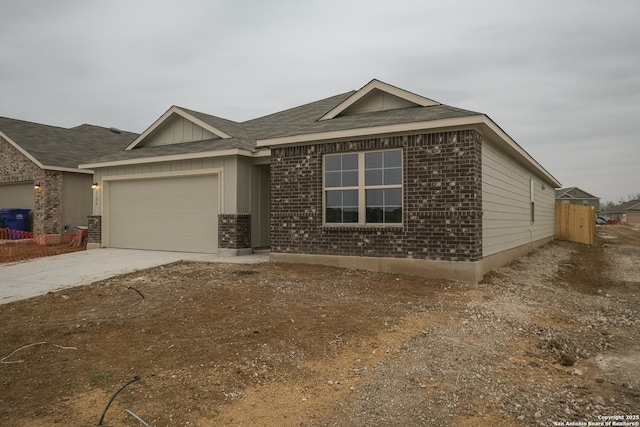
[0,248,269,305]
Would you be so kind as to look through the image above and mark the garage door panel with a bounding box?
[0,182,35,209]
[108,175,218,253]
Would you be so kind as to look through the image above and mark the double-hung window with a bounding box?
[324,149,402,225]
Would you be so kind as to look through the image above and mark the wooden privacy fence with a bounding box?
[555,202,596,245]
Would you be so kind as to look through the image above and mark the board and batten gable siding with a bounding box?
[140,115,219,148]
[482,140,555,257]
[340,91,418,116]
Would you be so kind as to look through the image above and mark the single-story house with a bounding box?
[601,199,640,224]
[81,79,561,283]
[555,187,600,210]
[0,117,137,235]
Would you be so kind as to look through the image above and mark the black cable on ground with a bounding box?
[128,286,145,299]
[98,375,140,425]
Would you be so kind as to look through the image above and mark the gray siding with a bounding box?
[61,172,93,230]
[93,156,238,214]
[0,181,34,210]
[141,115,218,147]
[482,141,555,257]
[251,164,270,247]
[93,155,273,250]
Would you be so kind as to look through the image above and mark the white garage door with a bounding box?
[108,175,218,253]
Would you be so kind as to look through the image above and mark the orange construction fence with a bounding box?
[0,228,88,263]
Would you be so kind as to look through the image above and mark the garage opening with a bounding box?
[107,174,218,253]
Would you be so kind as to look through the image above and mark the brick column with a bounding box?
[218,214,252,256]
[87,215,102,249]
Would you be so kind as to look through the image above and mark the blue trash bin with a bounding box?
[0,208,31,231]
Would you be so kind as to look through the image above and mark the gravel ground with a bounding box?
[306,226,640,427]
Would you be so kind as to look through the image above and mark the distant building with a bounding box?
[601,199,640,224]
[555,187,600,210]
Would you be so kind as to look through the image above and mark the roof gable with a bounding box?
[555,187,599,199]
[603,199,640,214]
[137,114,222,148]
[126,106,234,150]
[319,79,439,121]
[0,116,136,171]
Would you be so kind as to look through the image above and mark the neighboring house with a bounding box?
[81,79,561,283]
[0,117,137,235]
[601,199,640,224]
[555,187,600,210]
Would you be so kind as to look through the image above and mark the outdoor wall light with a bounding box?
[92,182,99,189]
[34,183,41,190]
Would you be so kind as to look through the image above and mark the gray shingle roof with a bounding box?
[554,187,599,199]
[177,107,251,141]
[12,84,484,168]
[258,103,480,139]
[0,117,137,170]
[601,199,640,214]
[88,137,255,163]
[243,91,356,140]
[82,91,358,164]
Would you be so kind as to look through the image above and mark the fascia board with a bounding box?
[172,108,232,139]
[257,114,561,188]
[557,195,575,199]
[78,148,266,169]
[124,106,177,150]
[481,116,561,188]
[124,106,232,151]
[0,130,46,169]
[42,166,93,174]
[319,79,439,121]
[256,115,485,147]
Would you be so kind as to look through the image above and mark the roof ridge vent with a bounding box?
[108,127,122,134]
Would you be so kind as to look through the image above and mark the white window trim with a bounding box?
[323,149,403,227]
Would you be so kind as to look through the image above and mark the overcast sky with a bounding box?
[1,0,638,203]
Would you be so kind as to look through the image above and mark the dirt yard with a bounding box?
[1,226,638,426]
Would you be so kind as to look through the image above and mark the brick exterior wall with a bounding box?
[218,214,251,250]
[87,215,102,244]
[0,137,63,234]
[270,130,483,262]
[34,171,63,234]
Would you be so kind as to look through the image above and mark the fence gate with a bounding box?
[555,202,595,245]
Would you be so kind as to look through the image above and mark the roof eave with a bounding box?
[79,148,269,169]
[42,166,93,174]
[257,114,561,188]
[481,116,562,188]
[0,130,46,169]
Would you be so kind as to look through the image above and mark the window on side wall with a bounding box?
[530,178,535,224]
[324,149,402,225]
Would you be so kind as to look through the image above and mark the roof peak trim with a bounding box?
[125,106,232,151]
[319,79,440,121]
